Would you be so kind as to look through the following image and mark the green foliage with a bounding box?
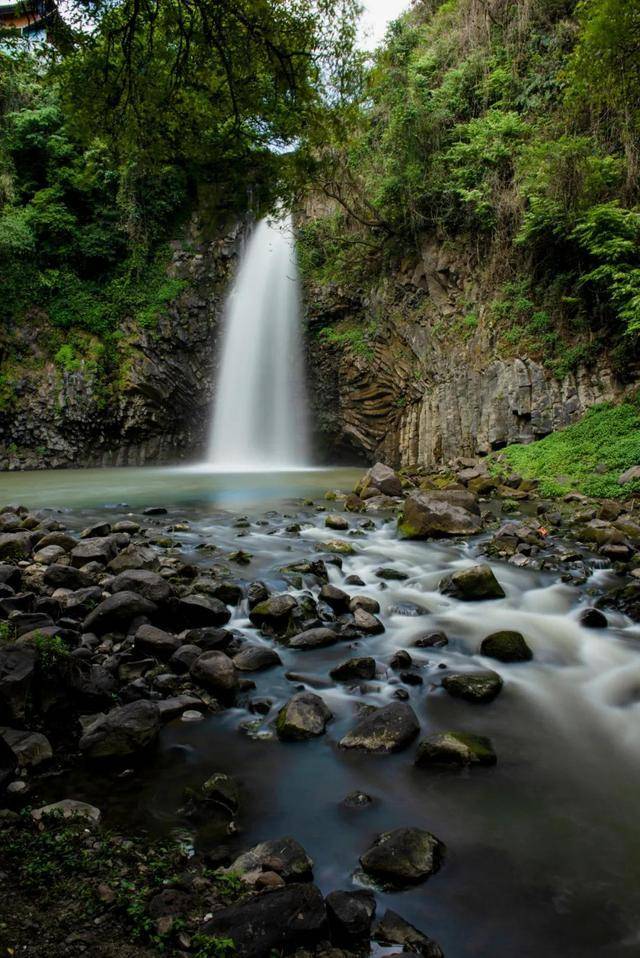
[497,397,640,498]
[0,621,14,643]
[34,632,70,669]
[301,0,640,367]
[318,322,376,359]
[192,933,236,958]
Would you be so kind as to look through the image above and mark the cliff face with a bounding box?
[0,217,241,470]
[306,237,627,468]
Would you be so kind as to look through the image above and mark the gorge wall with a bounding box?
[0,215,241,470]
[0,211,631,472]
[305,236,628,468]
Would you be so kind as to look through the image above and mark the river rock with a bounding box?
[79,700,161,758]
[415,731,497,767]
[360,827,444,886]
[64,586,103,619]
[190,650,238,695]
[170,643,202,673]
[247,580,270,609]
[43,564,91,590]
[339,702,419,752]
[84,591,157,634]
[0,532,33,561]
[326,889,376,943]
[210,581,243,606]
[289,627,339,650]
[36,531,76,552]
[0,645,36,722]
[325,514,349,531]
[33,544,66,565]
[442,670,503,703]
[176,594,231,627]
[373,909,444,958]
[201,771,241,810]
[579,607,608,629]
[108,544,158,573]
[201,882,326,958]
[319,582,350,612]
[353,607,384,634]
[111,569,173,604]
[440,564,505,600]
[228,836,314,883]
[481,630,532,662]
[70,536,116,568]
[349,595,381,615]
[32,799,101,825]
[356,462,403,498]
[233,645,282,671]
[619,465,640,484]
[134,623,181,655]
[249,594,298,635]
[398,489,481,539]
[330,657,376,681]
[276,692,332,740]
[0,728,52,767]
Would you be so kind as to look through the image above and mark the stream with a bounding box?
[3,465,640,957]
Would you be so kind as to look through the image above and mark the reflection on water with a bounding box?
[0,465,361,512]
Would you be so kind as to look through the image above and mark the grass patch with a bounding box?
[495,397,640,498]
[317,321,377,359]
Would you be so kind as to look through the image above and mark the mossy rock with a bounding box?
[480,630,532,662]
[415,731,497,768]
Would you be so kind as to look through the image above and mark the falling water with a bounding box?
[207,214,309,470]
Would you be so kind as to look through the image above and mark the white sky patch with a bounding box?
[358,0,411,49]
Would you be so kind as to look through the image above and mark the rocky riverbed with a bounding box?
[1,461,640,957]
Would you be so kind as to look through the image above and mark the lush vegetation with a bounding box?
[299,0,640,375]
[0,0,361,392]
[495,395,640,498]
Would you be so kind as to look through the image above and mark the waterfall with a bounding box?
[207,214,309,470]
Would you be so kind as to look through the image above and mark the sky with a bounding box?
[359,0,411,48]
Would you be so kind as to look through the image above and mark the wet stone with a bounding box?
[480,630,532,663]
[360,826,444,887]
[442,670,503,703]
[330,657,376,682]
[415,731,497,767]
[339,702,419,753]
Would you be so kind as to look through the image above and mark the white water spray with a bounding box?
[207,214,309,470]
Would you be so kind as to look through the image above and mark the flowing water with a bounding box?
[207,214,309,469]
[9,466,640,958]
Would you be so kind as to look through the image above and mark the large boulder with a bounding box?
[43,564,91,590]
[356,462,403,498]
[108,544,158,573]
[111,569,173,605]
[415,731,497,768]
[79,700,161,758]
[339,703,419,753]
[326,890,376,943]
[330,657,376,681]
[442,670,503,703]
[83,591,157,634]
[439,564,505,600]
[373,909,444,958]
[480,630,532,662]
[0,645,36,722]
[70,536,116,568]
[398,489,481,539]
[249,594,298,636]
[190,650,238,696]
[134,624,181,656]
[0,532,33,561]
[201,883,326,958]
[175,594,231,628]
[360,827,444,886]
[233,645,282,672]
[228,837,314,883]
[276,692,332,740]
[289,627,339,651]
[0,728,52,768]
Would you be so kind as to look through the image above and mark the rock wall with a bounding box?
[305,237,630,468]
[0,215,242,470]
